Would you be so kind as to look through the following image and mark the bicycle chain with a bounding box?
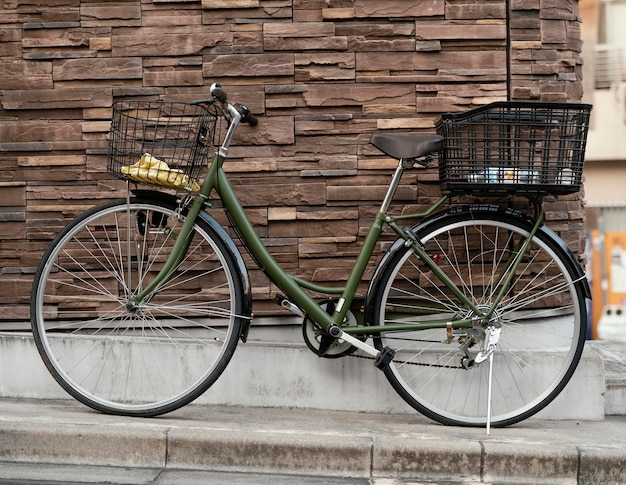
[348,352,464,369]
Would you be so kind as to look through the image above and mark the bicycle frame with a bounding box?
[132,103,546,358]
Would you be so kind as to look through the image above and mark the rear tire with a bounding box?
[31,197,248,417]
[369,207,587,427]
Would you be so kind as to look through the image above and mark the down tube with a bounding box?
[216,170,336,331]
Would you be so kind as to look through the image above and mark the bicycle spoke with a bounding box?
[32,198,246,416]
[372,210,586,427]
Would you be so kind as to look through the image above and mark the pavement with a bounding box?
[1,398,626,485]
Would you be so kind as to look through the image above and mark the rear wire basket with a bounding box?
[435,102,592,195]
[108,101,222,192]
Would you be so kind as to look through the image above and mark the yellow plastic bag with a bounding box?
[120,153,201,192]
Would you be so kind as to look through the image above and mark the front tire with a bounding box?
[31,197,248,417]
[369,207,587,427]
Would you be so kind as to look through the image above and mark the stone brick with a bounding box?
[53,57,142,81]
[233,116,295,146]
[417,82,507,99]
[337,22,415,39]
[446,2,506,20]
[268,207,297,220]
[22,28,100,49]
[354,0,444,18]
[268,219,356,238]
[0,183,26,206]
[0,221,25,240]
[0,29,21,43]
[0,41,21,58]
[541,19,568,44]
[233,182,326,206]
[113,30,233,57]
[511,0,540,9]
[225,160,277,173]
[357,50,507,75]
[203,54,294,77]
[415,22,506,40]
[39,4,81,24]
[363,104,417,115]
[81,121,110,134]
[302,83,415,108]
[18,155,85,168]
[327,184,417,202]
[90,37,112,51]
[297,208,359,221]
[202,0,259,7]
[1,88,112,110]
[265,35,348,51]
[0,121,81,144]
[0,60,52,90]
[322,8,355,19]
[377,118,435,130]
[295,53,355,82]
[80,4,141,27]
[143,68,203,87]
[0,278,32,304]
[264,22,335,39]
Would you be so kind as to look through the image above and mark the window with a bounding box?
[595,0,626,88]
[599,0,626,45]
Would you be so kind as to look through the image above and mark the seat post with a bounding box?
[379,159,407,213]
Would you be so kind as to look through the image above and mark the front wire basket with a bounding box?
[436,102,592,195]
[108,101,222,192]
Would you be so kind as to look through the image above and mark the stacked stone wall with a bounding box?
[0,0,585,321]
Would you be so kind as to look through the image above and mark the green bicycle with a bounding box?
[30,84,592,428]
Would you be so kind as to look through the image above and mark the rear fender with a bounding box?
[364,204,590,325]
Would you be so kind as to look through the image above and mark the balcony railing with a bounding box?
[595,44,626,89]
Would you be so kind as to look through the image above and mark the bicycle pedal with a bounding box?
[374,347,396,370]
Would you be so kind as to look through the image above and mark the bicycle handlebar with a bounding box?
[191,83,258,126]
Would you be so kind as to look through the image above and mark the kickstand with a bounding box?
[486,352,494,435]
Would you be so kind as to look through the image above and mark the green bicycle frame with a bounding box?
[133,108,545,343]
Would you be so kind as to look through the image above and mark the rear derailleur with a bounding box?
[450,320,502,369]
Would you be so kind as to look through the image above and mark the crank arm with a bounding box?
[329,326,379,358]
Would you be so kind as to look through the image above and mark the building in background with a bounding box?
[581,0,626,337]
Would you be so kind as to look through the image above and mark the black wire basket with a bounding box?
[108,101,222,192]
[436,102,592,195]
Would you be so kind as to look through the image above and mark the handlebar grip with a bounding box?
[238,105,258,126]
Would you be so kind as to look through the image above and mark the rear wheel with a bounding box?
[31,197,248,417]
[369,207,587,426]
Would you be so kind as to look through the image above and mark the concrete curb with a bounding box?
[1,399,626,484]
[0,332,608,420]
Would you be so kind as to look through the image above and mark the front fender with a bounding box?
[131,190,253,342]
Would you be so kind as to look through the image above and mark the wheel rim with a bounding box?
[376,216,585,426]
[32,201,240,414]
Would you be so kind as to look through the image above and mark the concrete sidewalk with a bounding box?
[1,398,625,484]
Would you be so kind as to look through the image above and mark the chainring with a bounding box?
[302,299,360,358]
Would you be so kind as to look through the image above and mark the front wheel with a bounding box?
[368,207,587,427]
[30,196,249,417]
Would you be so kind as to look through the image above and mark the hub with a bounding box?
[125,299,144,315]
